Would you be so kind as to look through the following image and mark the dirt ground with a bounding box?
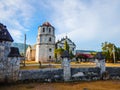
[0,80,120,90]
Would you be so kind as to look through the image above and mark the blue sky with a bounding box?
[0,0,120,51]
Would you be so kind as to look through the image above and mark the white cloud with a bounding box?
[48,0,120,50]
[0,0,120,50]
[0,0,35,43]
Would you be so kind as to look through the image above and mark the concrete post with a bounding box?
[62,57,71,81]
[61,50,71,81]
[96,59,106,75]
[95,52,106,75]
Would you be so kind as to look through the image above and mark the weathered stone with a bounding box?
[0,23,21,83]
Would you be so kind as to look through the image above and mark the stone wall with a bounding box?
[106,67,120,76]
[18,68,100,82]
[71,67,100,75]
[0,42,10,82]
[0,42,20,83]
[0,57,20,82]
[18,67,120,82]
[19,68,63,82]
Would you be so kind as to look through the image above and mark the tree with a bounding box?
[54,48,64,62]
[115,47,120,62]
[69,50,74,59]
[64,40,69,53]
[101,42,116,63]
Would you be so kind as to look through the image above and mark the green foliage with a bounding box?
[54,48,64,61]
[64,40,70,52]
[69,50,74,59]
[101,42,120,63]
[115,47,120,62]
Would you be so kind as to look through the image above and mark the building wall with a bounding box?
[26,46,31,61]
[31,49,35,60]
[38,45,55,62]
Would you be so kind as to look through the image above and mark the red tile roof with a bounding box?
[42,22,52,27]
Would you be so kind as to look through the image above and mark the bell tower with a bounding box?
[36,22,55,62]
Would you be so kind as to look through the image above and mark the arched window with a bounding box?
[49,37,51,42]
[49,56,51,59]
[49,28,51,33]
[43,28,45,32]
[49,48,52,52]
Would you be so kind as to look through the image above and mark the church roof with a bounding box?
[42,22,52,27]
[56,36,76,46]
[0,23,13,42]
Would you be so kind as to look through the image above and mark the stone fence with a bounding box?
[106,67,120,77]
[19,68,63,82]
[18,67,120,82]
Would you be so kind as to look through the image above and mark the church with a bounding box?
[26,22,76,62]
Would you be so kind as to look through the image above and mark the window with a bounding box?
[49,37,51,42]
[49,28,51,33]
[43,28,45,32]
[73,48,74,51]
[49,48,52,52]
[49,56,51,59]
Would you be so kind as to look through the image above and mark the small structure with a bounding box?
[95,52,106,75]
[0,23,21,82]
[61,50,71,81]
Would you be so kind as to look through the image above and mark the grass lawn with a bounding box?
[0,80,120,90]
[20,61,120,70]
[20,65,61,70]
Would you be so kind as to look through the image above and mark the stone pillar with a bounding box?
[95,52,106,75]
[61,50,71,81]
[96,59,106,75]
[7,47,21,82]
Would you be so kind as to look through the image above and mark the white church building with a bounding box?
[26,22,76,62]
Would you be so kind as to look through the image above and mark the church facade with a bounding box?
[56,36,76,54]
[26,22,76,62]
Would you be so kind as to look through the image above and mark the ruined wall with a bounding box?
[19,68,63,81]
[0,42,20,82]
[0,42,11,82]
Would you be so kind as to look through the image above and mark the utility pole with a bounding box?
[24,34,26,66]
[113,45,115,63]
